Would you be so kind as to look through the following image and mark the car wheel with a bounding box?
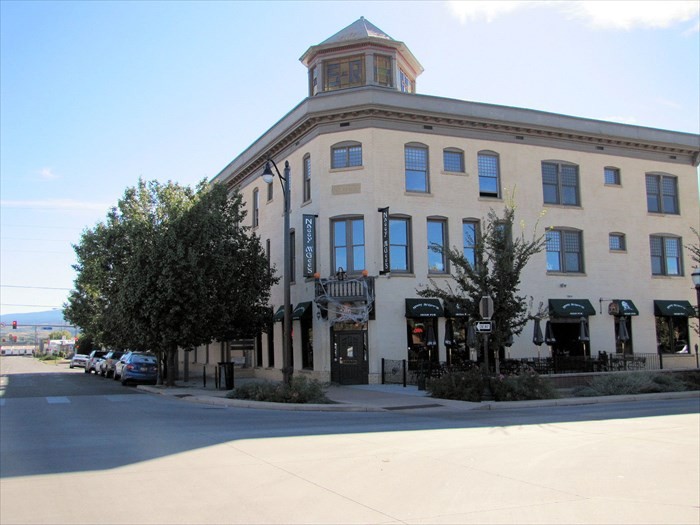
[121,378,128,386]
[84,367,89,374]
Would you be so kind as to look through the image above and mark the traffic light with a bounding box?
[12,321,17,330]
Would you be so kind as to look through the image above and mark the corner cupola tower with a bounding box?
[300,17,424,96]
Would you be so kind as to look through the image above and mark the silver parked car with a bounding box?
[85,350,108,374]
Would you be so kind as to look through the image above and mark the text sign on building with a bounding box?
[302,214,316,277]
[379,207,390,274]
[475,321,492,333]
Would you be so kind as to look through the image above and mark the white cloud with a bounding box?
[0,199,109,212]
[446,1,700,30]
[38,167,58,180]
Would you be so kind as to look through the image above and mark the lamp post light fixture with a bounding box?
[262,159,293,385]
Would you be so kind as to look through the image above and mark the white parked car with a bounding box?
[69,353,89,369]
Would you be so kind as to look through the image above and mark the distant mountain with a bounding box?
[0,310,72,328]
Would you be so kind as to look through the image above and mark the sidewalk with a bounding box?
[137,377,700,412]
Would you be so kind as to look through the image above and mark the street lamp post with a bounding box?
[262,159,293,385]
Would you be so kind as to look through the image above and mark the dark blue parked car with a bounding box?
[119,353,158,386]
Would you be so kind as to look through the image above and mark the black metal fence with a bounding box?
[382,352,697,386]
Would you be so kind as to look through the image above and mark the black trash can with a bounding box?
[217,362,234,390]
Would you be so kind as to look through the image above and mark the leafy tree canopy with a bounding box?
[65,179,277,385]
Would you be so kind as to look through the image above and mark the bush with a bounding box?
[573,372,688,397]
[490,368,559,401]
[427,369,484,402]
[226,376,331,404]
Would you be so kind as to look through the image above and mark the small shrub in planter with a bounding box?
[490,368,559,401]
[573,372,688,397]
[427,369,484,402]
[227,376,331,404]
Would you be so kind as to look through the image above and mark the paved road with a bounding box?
[1,356,699,524]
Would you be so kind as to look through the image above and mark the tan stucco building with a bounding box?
[190,18,700,385]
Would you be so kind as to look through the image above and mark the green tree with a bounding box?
[418,194,546,370]
[48,330,71,340]
[65,179,277,386]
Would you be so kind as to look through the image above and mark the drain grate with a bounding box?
[173,394,193,398]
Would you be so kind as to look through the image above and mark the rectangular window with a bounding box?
[405,146,429,192]
[399,69,414,93]
[604,167,621,185]
[478,152,500,198]
[303,156,311,202]
[324,56,364,91]
[374,54,392,87]
[332,218,365,273]
[650,236,682,276]
[463,220,478,269]
[542,162,580,206]
[443,150,464,173]
[609,233,626,251]
[252,189,259,228]
[309,66,318,96]
[389,217,411,272]
[546,229,583,273]
[331,145,362,169]
[646,174,679,214]
[427,219,447,273]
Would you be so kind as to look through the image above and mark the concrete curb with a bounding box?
[137,384,700,412]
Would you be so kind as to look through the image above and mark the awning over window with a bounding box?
[549,299,596,318]
[292,301,312,320]
[609,299,639,316]
[654,300,695,317]
[405,298,444,318]
[272,306,285,322]
[444,300,468,318]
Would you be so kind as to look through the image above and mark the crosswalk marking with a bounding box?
[46,396,70,404]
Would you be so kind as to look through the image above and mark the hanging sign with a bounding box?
[302,214,316,277]
[379,207,390,274]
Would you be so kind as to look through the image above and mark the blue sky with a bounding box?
[1,0,699,315]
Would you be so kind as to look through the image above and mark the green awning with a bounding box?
[609,299,639,316]
[549,299,596,318]
[272,306,285,322]
[405,298,444,318]
[292,301,312,320]
[444,300,468,318]
[654,300,695,317]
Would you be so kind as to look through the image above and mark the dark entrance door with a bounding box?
[331,330,368,385]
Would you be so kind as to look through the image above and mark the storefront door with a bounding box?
[331,330,368,385]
